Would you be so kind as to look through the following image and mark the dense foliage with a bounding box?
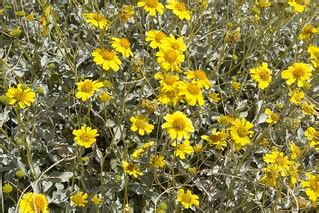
[1,0,319,212]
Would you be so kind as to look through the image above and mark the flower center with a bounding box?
[15,90,27,102]
[292,67,305,78]
[178,143,186,151]
[309,178,319,191]
[237,126,248,137]
[209,134,220,143]
[259,70,270,81]
[80,133,91,142]
[73,195,84,205]
[126,163,135,172]
[119,38,131,49]
[166,90,178,98]
[187,84,200,95]
[276,156,287,166]
[135,118,147,129]
[164,75,177,85]
[164,50,177,62]
[175,2,186,11]
[182,194,192,203]
[296,0,307,5]
[313,51,319,59]
[101,50,115,60]
[81,82,94,93]
[145,0,159,7]
[270,113,279,122]
[171,42,180,50]
[93,14,105,22]
[33,196,45,211]
[172,118,186,130]
[194,70,207,80]
[155,32,166,42]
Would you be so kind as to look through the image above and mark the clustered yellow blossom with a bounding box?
[161,111,194,140]
[122,160,143,177]
[19,192,49,213]
[176,189,199,209]
[5,83,36,109]
[72,126,99,148]
[249,62,272,89]
[70,191,88,207]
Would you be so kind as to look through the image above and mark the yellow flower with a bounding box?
[99,91,111,102]
[83,12,110,30]
[75,79,103,101]
[149,154,166,168]
[186,70,211,89]
[156,48,184,71]
[172,140,194,159]
[3,183,13,193]
[146,30,167,49]
[201,129,228,150]
[137,0,164,16]
[119,5,135,22]
[249,62,272,89]
[260,166,279,187]
[16,10,26,16]
[176,189,199,209]
[132,148,145,160]
[281,62,312,87]
[154,72,180,91]
[9,27,23,37]
[166,0,191,21]
[160,34,186,52]
[264,108,279,124]
[288,0,310,13]
[161,111,194,140]
[256,0,272,8]
[301,101,316,115]
[91,194,102,206]
[130,115,154,135]
[122,160,143,178]
[27,13,35,21]
[209,92,221,103]
[5,83,36,109]
[231,81,241,91]
[301,173,319,203]
[143,141,154,149]
[201,0,208,10]
[289,89,304,105]
[289,143,300,160]
[111,37,133,58]
[92,48,122,71]
[19,192,49,213]
[158,89,181,106]
[72,126,99,148]
[141,99,159,113]
[304,127,319,151]
[217,115,235,126]
[16,169,25,178]
[193,143,204,153]
[263,150,292,177]
[307,45,319,68]
[179,81,205,106]
[299,24,318,40]
[289,162,299,187]
[70,191,88,207]
[188,167,197,174]
[230,118,254,148]
[131,141,154,160]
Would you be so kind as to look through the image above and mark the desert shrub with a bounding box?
[1,0,319,212]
